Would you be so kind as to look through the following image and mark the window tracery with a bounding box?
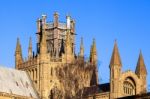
[123,77,136,95]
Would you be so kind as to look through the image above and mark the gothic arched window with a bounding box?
[123,77,136,96]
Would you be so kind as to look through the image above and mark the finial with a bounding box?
[54,11,59,16]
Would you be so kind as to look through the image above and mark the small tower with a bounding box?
[135,50,147,93]
[89,39,99,86]
[15,38,23,69]
[109,40,122,98]
[28,37,32,59]
[79,37,84,58]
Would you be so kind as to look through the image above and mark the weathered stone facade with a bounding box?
[14,12,148,99]
[15,12,98,99]
[82,41,148,99]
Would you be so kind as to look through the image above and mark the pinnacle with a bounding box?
[29,37,32,48]
[16,38,21,52]
[92,38,96,52]
[80,37,84,57]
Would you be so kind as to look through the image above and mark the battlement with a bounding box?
[36,12,76,58]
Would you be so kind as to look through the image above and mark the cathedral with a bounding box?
[0,12,149,99]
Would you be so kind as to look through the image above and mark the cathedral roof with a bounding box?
[82,83,110,97]
[0,66,39,98]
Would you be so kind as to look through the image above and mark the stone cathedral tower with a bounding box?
[14,12,148,99]
[15,12,98,99]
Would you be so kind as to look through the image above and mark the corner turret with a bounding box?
[135,50,147,93]
[110,40,122,98]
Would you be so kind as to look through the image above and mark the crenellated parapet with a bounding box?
[36,12,76,58]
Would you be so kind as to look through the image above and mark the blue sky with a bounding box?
[0,0,150,90]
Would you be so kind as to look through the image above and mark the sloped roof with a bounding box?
[0,66,39,99]
[82,83,110,97]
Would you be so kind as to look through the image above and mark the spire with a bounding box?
[89,39,98,86]
[15,38,23,69]
[135,50,147,76]
[16,38,21,52]
[110,40,122,67]
[90,38,97,65]
[79,37,84,57]
[92,38,97,54]
[28,37,32,59]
